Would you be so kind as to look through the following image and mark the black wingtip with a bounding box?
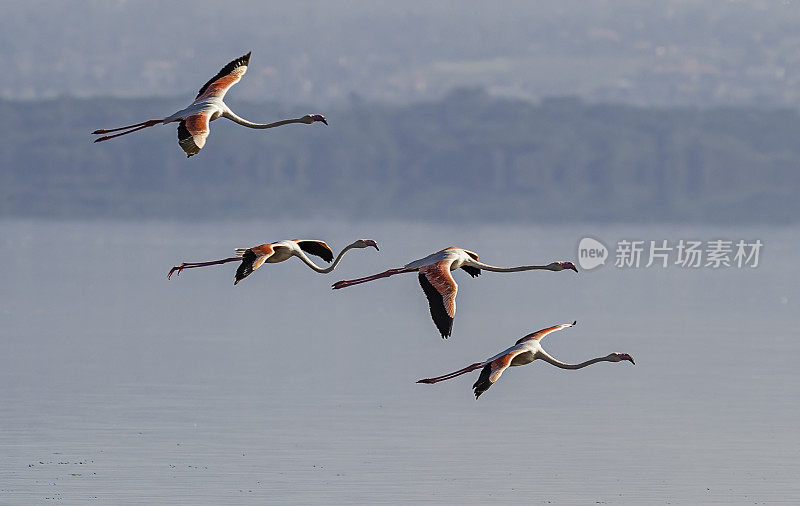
[195,52,253,99]
[297,241,334,263]
[461,265,481,278]
[233,250,255,285]
[471,364,492,399]
[418,272,455,340]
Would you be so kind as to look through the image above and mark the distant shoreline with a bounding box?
[2,93,796,224]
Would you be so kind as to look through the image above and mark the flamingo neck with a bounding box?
[467,259,556,273]
[223,110,304,129]
[537,352,614,370]
[296,242,360,273]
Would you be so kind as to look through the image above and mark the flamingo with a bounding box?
[417,321,634,399]
[331,247,577,338]
[168,239,378,285]
[91,52,327,157]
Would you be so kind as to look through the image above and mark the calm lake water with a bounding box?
[1,219,797,504]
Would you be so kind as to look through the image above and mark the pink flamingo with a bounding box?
[168,239,378,285]
[92,52,327,157]
[417,321,634,398]
[332,247,577,338]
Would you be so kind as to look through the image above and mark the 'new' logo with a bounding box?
[577,237,608,270]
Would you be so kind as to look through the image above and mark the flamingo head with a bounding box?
[354,239,379,251]
[550,261,578,272]
[609,352,635,364]
[302,114,328,125]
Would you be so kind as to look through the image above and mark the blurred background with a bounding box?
[2,0,799,223]
[6,0,800,107]
[2,1,798,504]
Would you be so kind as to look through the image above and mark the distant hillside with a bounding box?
[5,1,800,108]
[1,92,797,223]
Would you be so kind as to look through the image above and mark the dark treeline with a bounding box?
[1,90,797,223]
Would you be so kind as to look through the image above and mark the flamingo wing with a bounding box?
[418,261,458,339]
[177,111,212,157]
[234,243,275,285]
[294,240,334,263]
[460,265,481,277]
[515,321,577,344]
[459,249,481,277]
[194,52,251,102]
[472,347,529,399]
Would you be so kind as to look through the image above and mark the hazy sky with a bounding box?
[3,1,800,106]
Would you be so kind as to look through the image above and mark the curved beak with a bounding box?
[627,355,635,365]
[366,240,379,251]
[320,117,328,125]
[561,262,578,272]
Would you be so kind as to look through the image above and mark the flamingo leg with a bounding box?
[331,268,405,289]
[416,362,485,384]
[167,257,241,279]
[94,122,162,142]
[92,119,163,134]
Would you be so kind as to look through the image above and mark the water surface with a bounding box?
[1,220,797,504]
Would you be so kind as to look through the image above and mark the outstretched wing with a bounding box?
[460,249,481,277]
[418,261,458,339]
[472,346,529,399]
[295,240,334,263]
[515,321,577,345]
[234,243,274,285]
[177,111,212,157]
[194,52,251,102]
[460,265,481,277]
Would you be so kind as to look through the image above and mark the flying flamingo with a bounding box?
[92,52,327,157]
[168,239,379,285]
[417,321,634,399]
[331,247,577,338]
